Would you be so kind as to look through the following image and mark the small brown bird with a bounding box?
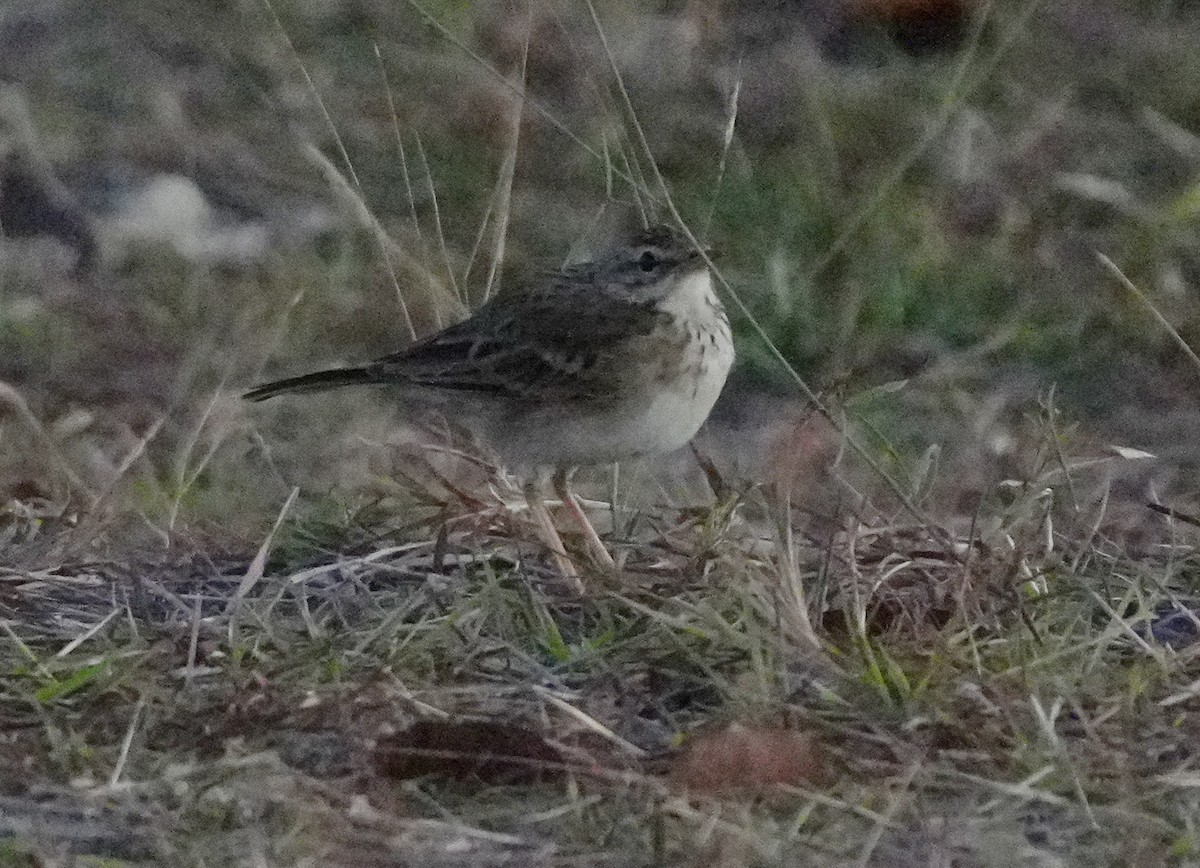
[246,225,735,588]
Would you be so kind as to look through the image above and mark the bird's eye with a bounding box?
[638,250,659,272]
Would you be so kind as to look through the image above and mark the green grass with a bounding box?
[4,464,1198,863]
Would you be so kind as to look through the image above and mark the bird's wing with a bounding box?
[369,273,663,402]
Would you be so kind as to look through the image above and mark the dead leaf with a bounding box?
[671,723,829,795]
[374,719,566,784]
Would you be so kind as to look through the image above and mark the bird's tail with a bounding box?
[243,366,381,402]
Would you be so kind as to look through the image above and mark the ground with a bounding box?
[2,0,1200,865]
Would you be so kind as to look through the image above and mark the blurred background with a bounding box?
[2,0,1199,544]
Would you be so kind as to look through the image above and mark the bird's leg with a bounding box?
[553,467,616,571]
[523,477,586,594]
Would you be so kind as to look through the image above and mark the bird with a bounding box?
[245,224,735,589]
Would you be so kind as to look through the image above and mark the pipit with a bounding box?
[245,224,735,588]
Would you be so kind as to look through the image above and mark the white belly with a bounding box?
[644,269,735,453]
[631,324,734,455]
[499,272,735,468]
